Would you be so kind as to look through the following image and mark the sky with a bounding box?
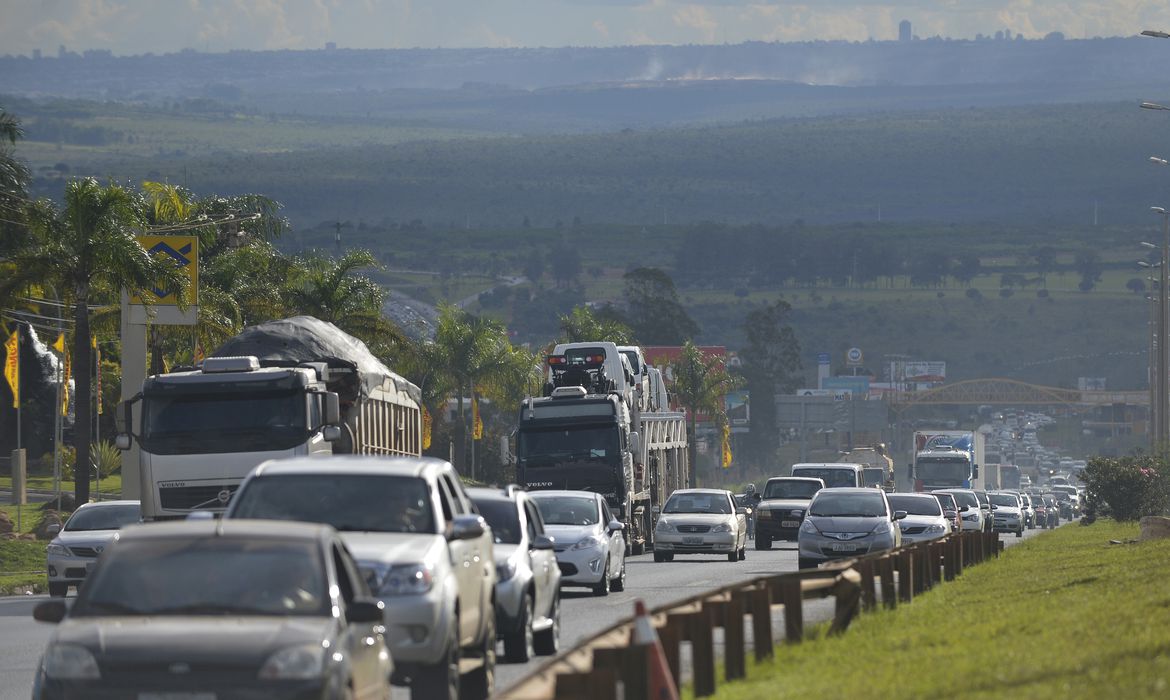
[3,0,1167,56]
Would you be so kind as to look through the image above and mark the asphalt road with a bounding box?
[0,524,1053,700]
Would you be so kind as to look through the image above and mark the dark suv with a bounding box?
[753,477,824,549]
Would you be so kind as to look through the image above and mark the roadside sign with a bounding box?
[130,235,198,307]
[846,347,863,366]
[817,352,831,365]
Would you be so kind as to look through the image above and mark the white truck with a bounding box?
[909,429,986,492]
[116,316,422,520]
[518,348,688,554]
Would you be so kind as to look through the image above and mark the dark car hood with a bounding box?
[758,498,811,511]
[54,615,335,666]
[807,515,880,533]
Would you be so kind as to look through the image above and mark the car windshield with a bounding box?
[533,496,599,526]
[975,492,990,506]
[64,504,140,532]
[74,537,328,617]
[887,495,942,516]
[933,494,958,511]
[230,474,436,534]
[763,480,821,500]
[941,490,979,508]
[990,493,1018,507]
[664,493,732,514]
[472,498,522,545]
[809,493,887,518]
[791,467,857,488]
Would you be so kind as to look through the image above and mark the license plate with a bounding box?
[139,694,216,700]
[682,537,702,545]
[831,543,859,552]
[781,520,799,528]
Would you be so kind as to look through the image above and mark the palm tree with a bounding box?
[5,178,188,504]
[424,305,516,477]
[557,305,634,345]
[669,341,742,484]
[0,108,30,309]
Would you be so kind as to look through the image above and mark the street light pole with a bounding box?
[1153,208,1170,450]
[1141,263,1160,447]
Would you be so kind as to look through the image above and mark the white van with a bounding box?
[790,462,864,489]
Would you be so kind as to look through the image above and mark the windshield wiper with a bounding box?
[152,603,270,615]
[82,601,144,615]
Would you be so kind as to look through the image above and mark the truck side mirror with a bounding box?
[973,464,980,478]
[115,399,135,450]
[324,392,340,425]
[323,425,342,442]
[629,431,641,456]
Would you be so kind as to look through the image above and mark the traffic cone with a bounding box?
[631,599,680,700]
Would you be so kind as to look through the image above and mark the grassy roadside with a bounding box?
[0,474,122,498]
[0,504,51,595]
[690,521,1170,700]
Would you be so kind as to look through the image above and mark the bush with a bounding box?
[1080,455,1170,522]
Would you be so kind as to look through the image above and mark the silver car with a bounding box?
[653,488,748,562]
[989,491,1025,537]
[798,488,905,569]
[934,489,985,532]
[530,490,626,596]
[468,486,561,663]
[886,493,951,545]
[45,500,140,597]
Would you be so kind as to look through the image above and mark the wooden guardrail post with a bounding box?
[942,537,955,581]
[660,614,685,688]
[858,558,877,611]
[692,602,717,697]
[829,569,863,635]
[954,534,964,575]
[896,549,914,603]
[724,590,747,681]
[781,577,804,643]
[750,583,773,662]
[912,544,927,595]
[878,555,897,609]
[555,667,617,700]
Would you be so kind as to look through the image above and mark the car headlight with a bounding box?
[497,558,518,582]
[656,519,676,533]
[258,643,326,680]
[711,522,732,534]
[963,514,979,521]
[872,520,893,534]
[926,524,946,533]
[570,535,603,551]
[46,543,69,557]
[42,644,101,680]
[799,519,818,534]
[364,562,434,596]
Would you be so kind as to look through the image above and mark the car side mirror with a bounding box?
[735,507,747,515]
[608,520,626,533]
[960,505,970,512]
[531,534,555,551]
[346,598,384,625]
[893,510,908,521]
[449,514,486,541]
[991,505,999,510]
[33,600,68,624]
[651,505,661,515]
[46,523,61,536]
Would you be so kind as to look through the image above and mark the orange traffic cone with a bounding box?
[631,599,680,700]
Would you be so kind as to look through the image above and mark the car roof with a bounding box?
[73,499,140,509]
[765,476,823,484]
[811,487,885,496]
[668,488,731,496]
[792,462,863,469]
[114,518,334,544]
[467,486,517,503]
[251,455,452,479]
[887,492,938,499]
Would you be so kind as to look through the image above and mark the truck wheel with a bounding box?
[503,595,534,663]
[756,535,772,551]
[631,541,644,556]
[462,613,496,700]
[738,546,746,561]
[653,551,666,563]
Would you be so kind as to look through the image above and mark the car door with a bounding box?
[524,499,556,619]
[730,494,745,547]
[600,498,623,574]
[436,472,480,647]
[331,542,385,700]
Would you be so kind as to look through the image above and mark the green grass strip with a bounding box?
[692,521,1170,700]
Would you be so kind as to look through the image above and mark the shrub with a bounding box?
[1080,455,1170,522]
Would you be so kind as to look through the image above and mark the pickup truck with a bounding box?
[753,476,825,550]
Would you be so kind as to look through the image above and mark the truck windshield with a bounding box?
[917,458,970,483]
[142,390,308,455]
[518,426,620,466]
[791,468,858,488]
[229,474,436,534]
[862,468,885,487]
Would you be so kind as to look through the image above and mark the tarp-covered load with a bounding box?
[211,316,420,404]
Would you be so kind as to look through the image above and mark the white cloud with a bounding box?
[593,19,611,37]
[673,4,719,42]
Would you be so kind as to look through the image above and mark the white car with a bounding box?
[886,493,951,544]
[653,488,748,562]
[989,491,1025,537]
[529,490,626,596]
[933,489,985,532]
[45,500,141,597]
[225,457,497,700]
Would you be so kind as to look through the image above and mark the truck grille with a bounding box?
[158,485,236,510]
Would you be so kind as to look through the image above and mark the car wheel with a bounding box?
[503,594,534,663]
[738,546,746,561]
[592,562,610,596]
[462,611,495,700]
[611,558,626,592]
[533,593,560,656]
[631,541,644,556]
[653,551,667,562]
[756,535,772,551]
[727,550,738,562]
[412,618,460,700]
[48,582,68,598]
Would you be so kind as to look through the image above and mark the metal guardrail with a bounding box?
[497,530,1003,700]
